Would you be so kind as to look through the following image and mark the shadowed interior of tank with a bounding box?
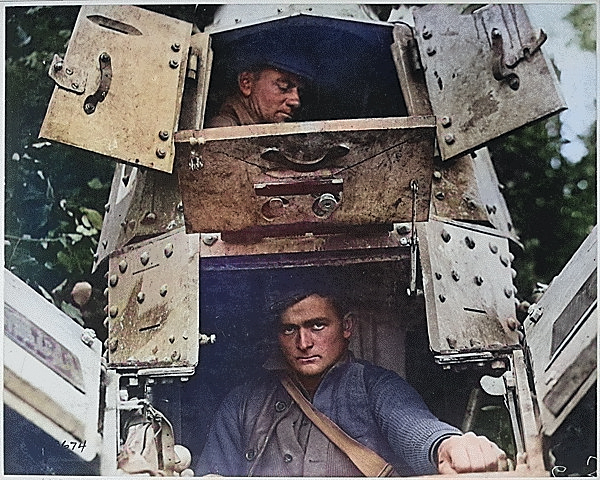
[147,258,514,465]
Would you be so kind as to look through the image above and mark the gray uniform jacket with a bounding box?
[197,355,461,476]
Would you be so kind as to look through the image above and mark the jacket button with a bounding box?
[284,453,293,463]
[245,449,256,461]
[275,401,287,412]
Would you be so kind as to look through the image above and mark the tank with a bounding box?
[5,3,596,477]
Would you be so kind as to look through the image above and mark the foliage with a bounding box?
[488,116,596,298]
[5,6,114,326]
[565,4,596,52]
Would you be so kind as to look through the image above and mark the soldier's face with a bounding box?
[239,68,304,123]
[278,294,352,384]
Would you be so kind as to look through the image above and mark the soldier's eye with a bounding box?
[312,322,326,331]
[281,325,296,335]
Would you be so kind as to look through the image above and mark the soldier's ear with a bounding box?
[342,312,354,339]
[238,71,254,97]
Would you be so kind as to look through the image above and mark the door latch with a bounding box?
[83,52,112,114]
[490,29,520,91]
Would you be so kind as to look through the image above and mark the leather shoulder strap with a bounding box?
[280,376,394,477]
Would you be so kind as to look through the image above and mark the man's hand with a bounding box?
[437,432,508,474]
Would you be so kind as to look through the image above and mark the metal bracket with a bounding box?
[491,29,520,90]
[260,144,350,172]
[84,52,112,114]
[48,54,87,94]
[407,180,420,296]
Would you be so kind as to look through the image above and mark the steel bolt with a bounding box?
[435,272,442,280]
[119,260,128,273]
[451,270,460,282]
[504,287,514,298]
[104,288,109,298]
[169,335,176,343]
[465,236,476,249]
[203,234,218,246]
[489,243,498,254]
[122,175,130,186]
[137,292,145,304]
[508,76,520,91]
[105,203,111,212]
[399,237,409,246]
[53,61,63,72]
[144,212,157,223]
[396,224,410,235]
[440,116,452,128]
[446,336,457,349]
[93,253,99,261]
[71,82,79,90]
[152,345,159,354]
[169,59,179,69]
[426,46,436,56]
[159,130,170,141]
[441,229,451,242]
[156,148,167,159]
[65,68,73,75]
[433,170,442,180]
[84,103,96,114]
[422,29,432,40]
[474,276,484,286]
[160,284,168,297]
[444,134,455,145]
[164,243,174,258]
[171,43,181,52]
[140,251,150,266]
[171,350,181,361]
[435,191,445,200]
[500,255,510,267]
[109,339,118,352]
[109,274,118,287]
[438,294,446,303]
[177,201,184,212]
[109,305,119,318]
[470,338,482,348]
[100,52,110,63]
[506,317,518,331]
[103,317,110,328]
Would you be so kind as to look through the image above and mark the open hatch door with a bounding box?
[524,227,597,436]
[39,5,192,173]
[412,4,566,161]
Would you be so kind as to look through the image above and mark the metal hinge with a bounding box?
[407,37,423,72]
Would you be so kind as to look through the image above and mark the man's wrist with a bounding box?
[429,433,461,466]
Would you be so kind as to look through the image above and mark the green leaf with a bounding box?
[87,177,105,190]
[80,207,104,230]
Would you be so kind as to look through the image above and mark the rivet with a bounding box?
[489,243,498,254]
[103,317,110,328]
[451,270,460,281]
[71,82,79,90]
[109,339,118,352]
[444,134,455,145]
[504,287,513,298]
[283,453,293,463]
[169,59,179,69]
[438,294,446,303]
[182,332,189,340]
[441,230,451,242]
[160,285,168,297]
[152,345,159,354]
[53,61,63,72]
[245,450,256,461]
[169,335,175,343]
[440,116,452,128]
[119,260,128,273]
[396,224,410,235]
[177,201,184,212]
[128,220,136,230]
[399,237,409,246]
[426,46,436,56]
[467,200,477,210]
[435,191,445,200]
[171,43,181,52]
[109,306,119,318]
[100,52,110,63]
[104,305,109,314]
[104,203,110,213]
[65,67,73,75]
[433,170,442,180]
[109,274,118,287]
[465,236,476,249]
[159,130,170,141]
[164,243,174,258]
[500,255,510,267]
[435,272,442,280]
[203,235,218,246]
[511,268,517,279]
[446,336,457,349]
[84,103,96,114]
[275,401,287,412]
[422,29,432,40]
[171,350,180,361]
[474,276,484,286]
[102,239,108,249]
[486,204,497,214]
[156,148,167,159]
[137,292,145,303]
[122,175,130,186]
[104,288,109,298]
[140,251,150,266]
[470,338,482,348]
[507,317,518,331]
[144,212,157,223]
